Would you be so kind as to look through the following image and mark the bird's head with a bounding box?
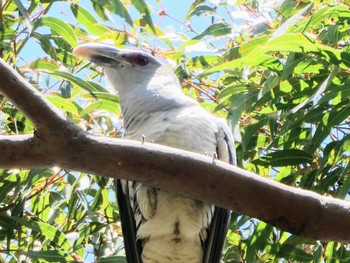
[73,43,181,97]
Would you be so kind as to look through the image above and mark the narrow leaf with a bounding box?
[96,256,127,263]
[80,100,120,117]
[46,96,79,114]
[291,66,338,113]
[255,149,314,167]
[271,3,313,39]
[131,0,155,33]
[186,4,219,21]
[51,71,106,93]
[194,22,232,40]
[21,250,74,262]
[13,0,33,33]
[35,222,73,252]
[35,17,77,47]
[29,58,59,72]
[70,3,109,36]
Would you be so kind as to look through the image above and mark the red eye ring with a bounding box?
[134,54,149,66]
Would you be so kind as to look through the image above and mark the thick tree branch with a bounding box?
[0,58,349,243]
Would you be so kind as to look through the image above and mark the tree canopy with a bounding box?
[0,0,349,262]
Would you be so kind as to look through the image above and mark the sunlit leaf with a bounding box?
[100,0,133,25]
[29,58,59,72]
[194,22,233,40]
[96,256,127,263]
[255,149,314,167]
[80,100,120,117]
[291,66,338,113]
[13,0,32,33]
[70,3,109,36]
[51,71,106,93]
[131,0,155,33]
[271,3,313,39]
[46,96,79,114]
[32,32,58,60]
[34,17,78,47]
[185,4,219,21]
[21,250,74,262]
[82,92,119,103]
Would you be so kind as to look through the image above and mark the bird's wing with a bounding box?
[203,121,236,263]
[115,179,143,263]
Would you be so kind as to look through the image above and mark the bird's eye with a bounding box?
[134,54,149,66]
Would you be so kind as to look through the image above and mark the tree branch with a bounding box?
[0,58,349,243]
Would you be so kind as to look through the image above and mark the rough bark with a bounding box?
[0,58,349,243]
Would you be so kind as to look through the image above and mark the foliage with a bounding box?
[0,0,349,262]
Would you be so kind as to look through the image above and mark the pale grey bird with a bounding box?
[73,43,236,263]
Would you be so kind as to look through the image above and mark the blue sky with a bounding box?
[20,0,196,61]
[19,0,271,62]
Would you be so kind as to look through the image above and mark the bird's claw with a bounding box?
[212,153,218,164]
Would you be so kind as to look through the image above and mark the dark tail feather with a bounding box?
[203,207,231,263]
[115,179,143,263]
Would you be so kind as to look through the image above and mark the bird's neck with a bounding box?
[119,82,196,133]
[105,66,197,134]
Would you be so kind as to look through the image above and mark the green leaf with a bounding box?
[23,169,53,191]
[131,0,155,33]
[82,92,119,103]
[222,92,256,135]
[185,0,206,20]
[218,84,247,100]
[300,5,350,32]
[12,218,72,252]
[308,103,350,153]
[96,256,127,263]
[21,250,74,262]
[0,180,18,204]
[13,0,33,33]
[291,66,338,113]
[194,22,232,40]
[29,58,59,72]
[100,0,133,26]
[239,35,269,57]
[340,51,350,68]
[51,71,106,93]
[80,100,120,117]
[185,4,219,21]
[255,149,314,167]
[187,55,219,68]
[35,17,77,47]
[201,54,279,75]
[46,96,79,114]
[36,222,73,251]
[266,243,314,261]
[203,33,340,74]
[267,33,340,56]
[70,3,109,36]
[246,222,273,262]
[271,3,313,39]
[32,32,58,60]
